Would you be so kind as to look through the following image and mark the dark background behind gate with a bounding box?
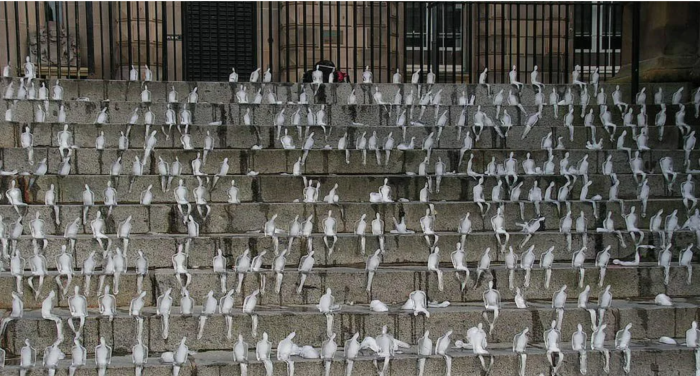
[0,1,631,85]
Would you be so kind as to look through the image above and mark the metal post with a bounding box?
[161,2,167,80]
[431,3,438,82]
[631,2,640,98]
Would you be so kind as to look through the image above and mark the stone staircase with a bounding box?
[0,77,699,376]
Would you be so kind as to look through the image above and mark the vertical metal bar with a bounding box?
[108,3,114,79]
[394,2,398,78]
[337,2,342,75]
[564,3,569,83]
[500,3,505,83]
[13,2,21,73]
[540,3,545,82]
[277,2,282,81]
[419,2,424,79]
[370,2,375,76]
[586,5,591,81]
[508,3,512,79]
[556,4,561,83]
[611,3,617,76]
[292,2,297,81]
[427,3,431,79]
[64,2,70,78]
[432,4,438,82]
[328,1,333,74]
[525,4,529,74]
[485,4,489,81]
[259,3,263,69]
[172,3,177,80]
[353,2,357,81]
[3,2,10,70]
[88,3,97,76]
[549,3,553,83]
[476,3,480,82]
[180,3,186,81]
[572,3,577,70]
[56,2,62,78]
[215,3,220,80]
[303,2,307,73]
[23,2,29,75]
[145,3,150,70]
[345,1,349,77]
[517,3,521,78]
[378,2,383,82]
[312,3,315,65]
[631,2,640,98]
[4,3,10,71]
[160,2,167,80]
[268,4,273,79]
[127,2,132,72]
[252,3,258,74]
[75,2,81,77]
[320,1,324,60]
[137,2,141,74]
[118,2,123,77]
[34,3,41,77]
[452,3,456,83]
[532,5,536,70]
[402,3,407,82]
[286,2,290,81]
[386,2,390,80]
[597,2,602,81]
[466,3,471,83]
[154,2,158,80]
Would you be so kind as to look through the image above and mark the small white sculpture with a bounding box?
[513,327,529,376]
[544,320,564,374]
[482,280,500,335]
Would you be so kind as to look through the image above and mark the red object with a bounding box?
[336,71,347,82]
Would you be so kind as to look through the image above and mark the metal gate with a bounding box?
[183,2,257,81]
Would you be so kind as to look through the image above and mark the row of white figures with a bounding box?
[15,123,699,193]
[0,56,38,80]
[27,89,691,135]
[3,252,695,375]
[2,166,694,234]
[4,176,695,253]
[2,77,64,101]
[11,297,699,376]
[6,319,700,376]
[3,76,699,115]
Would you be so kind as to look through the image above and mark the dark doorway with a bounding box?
[183,2,257,81]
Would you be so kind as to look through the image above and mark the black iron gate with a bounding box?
[182,2,257,81]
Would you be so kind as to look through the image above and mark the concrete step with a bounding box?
[0,122,690,153]
[5,100,700,129]
[1,78,693,106]
[2,300,698,355]
[0,230,686,270]
[0,200,689,234]
[0,174,683,204]
[2,263,697,309]
[0,342,696,376]
[1,146,697,177]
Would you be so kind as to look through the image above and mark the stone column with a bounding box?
[114,2,166,80]
[616,2,700,84]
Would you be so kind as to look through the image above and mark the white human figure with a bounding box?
[591,324,610,373]
[479,67,491,97]
[491,206,509,252]
[156,288,173,339]
[482,280,501,335]
[28,245,48,300]
[544,320,564,374]
[256,332,273,376]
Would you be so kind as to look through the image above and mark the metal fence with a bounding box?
[0,1,635,86]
